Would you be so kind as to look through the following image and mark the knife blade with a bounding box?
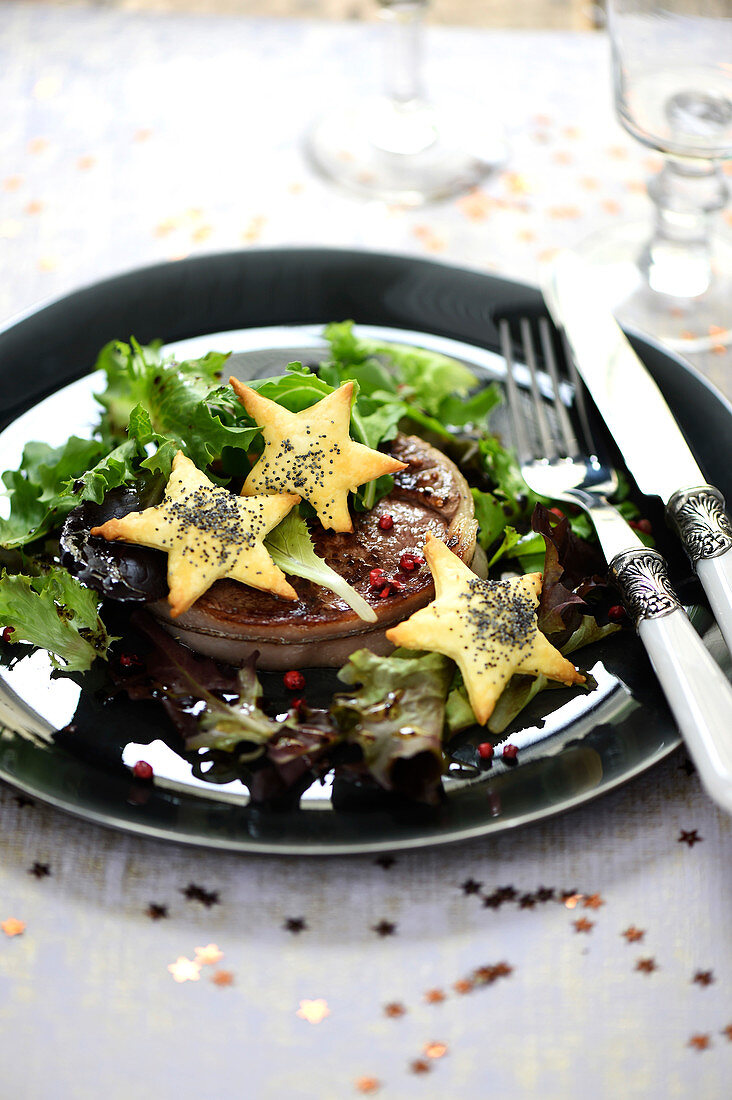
[543,250,732,658]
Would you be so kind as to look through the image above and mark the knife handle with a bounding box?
[667,486,732,658]
[612,547,732,816]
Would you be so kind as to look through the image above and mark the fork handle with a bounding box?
[612,547,732,816]
[667,486,732,658]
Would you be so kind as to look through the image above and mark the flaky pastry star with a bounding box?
[91,451,299,617]
[230,378,406,532]
[386,532,584,724]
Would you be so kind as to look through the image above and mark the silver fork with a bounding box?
[499,316,732,816]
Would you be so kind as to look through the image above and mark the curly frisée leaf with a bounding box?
[0,566,115,671]
[264,509,377,623]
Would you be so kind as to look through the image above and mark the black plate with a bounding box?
[1,248,730,854]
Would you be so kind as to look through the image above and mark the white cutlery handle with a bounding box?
[667,486,732,656]
[612,547,732,816]
[696,548,732,658]
[638,610,732,815]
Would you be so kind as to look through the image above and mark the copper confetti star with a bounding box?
[424,989,446,1004]
[296,998,330,1024]
[636,958,658,974]
[688,1034,711,1051]
[692,970,715,987]
[453,979,474,995]
[424,1041,448,1059]
[410,1060,431,1075]
[573,917,594,933]
[582,893,605,909]
[384,1002,406,1018]
[562,892,583,909]
[721,1024,732,1042]
[167,957,201,983]
[622,926,645,943]
[1,918,25,937]
[678,829,703,847]
[355,1078,381,1095]
[194,944,223,966]
[211,969,234,987]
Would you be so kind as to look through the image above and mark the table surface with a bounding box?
[1,5,730,1098]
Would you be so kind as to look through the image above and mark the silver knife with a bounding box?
[543,250,732,659]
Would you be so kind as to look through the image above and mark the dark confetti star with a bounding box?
[372,920,397,937]
[636,957,658,974]
[374,855,396,870]
[473,962,513,984]
[460,878,483,896]
[693,970,714,987]
[146,903,168,920]
[284,917,308,934]
[14,795,34,808]
[181,883,220,908]
[535,887,555,902]
[496,886,518,902]
[678,829,703,847]
[688,1034,711,1051]
[482,891,504,910]
[410,1060,431,1075]
[28,862,50,879]
[519,893,536,909]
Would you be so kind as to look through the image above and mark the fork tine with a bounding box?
[520,318,558,461]
[559,328,600,460]
[538,317,579,457]
[499,319,532,463]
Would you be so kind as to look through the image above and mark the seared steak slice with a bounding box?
[153,434,478,668]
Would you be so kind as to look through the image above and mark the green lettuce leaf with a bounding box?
[333,648,454,802]
[264,509,377,622]
[0,566,115,671]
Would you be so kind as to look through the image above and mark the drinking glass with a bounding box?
[306,0,506,206]
[576,0,732,351]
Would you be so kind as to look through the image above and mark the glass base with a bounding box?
[574,220,732,353]
[306,94,507,206]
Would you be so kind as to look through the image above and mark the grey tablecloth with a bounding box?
[1,6,730,1098]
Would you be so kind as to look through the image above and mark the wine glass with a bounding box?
[575,0,732,352]
[306,0,507,206]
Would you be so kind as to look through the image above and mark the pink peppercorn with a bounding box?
[132,760,153,781]
[377,514,394,531]
[1,626,13,643]
[502,744,519,760]
[283,669,306,692]
[477,742,494,760]
[608,604,627,623]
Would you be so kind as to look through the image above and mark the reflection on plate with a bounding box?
[1,249,730,854]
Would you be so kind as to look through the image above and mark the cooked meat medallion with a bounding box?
[153,434,479,668]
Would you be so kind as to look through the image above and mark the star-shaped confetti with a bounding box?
[181,883,220,908]
[355,1078,381,1094]
[296,998,330,1024]
[453,979,474,995]
[372,920,397,937]
[519,893,536,909]
[231,379,406,532]
[688,1034,711,1051]
[146,903,168,920]
[461,878,483,895]
[211,969,234,987]
[582,893,605,909]
[721,1024,732,1042]
[573,917,594,933]
[410,1060,431,1075]
[635,958,658,974]
[1,918,25,937]
[678,829,703,847]
[167,956,201,983]
[424,989,446,1004]
[28,862,50,879]
[284,917,308,934]
[622,926,645,943]
[424,1041,448,1059]
[386,534,583,723]
[692,970,715,987]
[535,887,555,902]
[562,892,583,909]
[384,1002,406,1018]
[194,944,224,966]
[374,855,396,870]
[92,451,299,616]
[483,892,504,910]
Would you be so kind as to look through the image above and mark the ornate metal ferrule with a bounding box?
[667,486,732,564]
[610,548,682,626]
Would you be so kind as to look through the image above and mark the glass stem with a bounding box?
[380,1,427,106]
[640,157,729,298]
